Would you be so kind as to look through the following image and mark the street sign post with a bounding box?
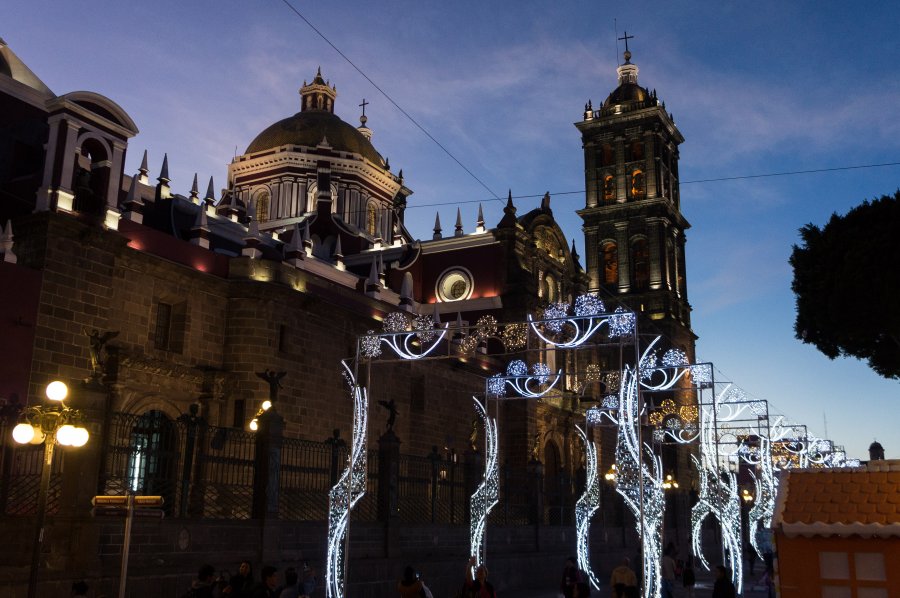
[91,495,165,598]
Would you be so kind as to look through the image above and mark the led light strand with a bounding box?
[575,425,602,591]
[360,311,450,360]
[469,397,499,570]
[491,360,563,399]
[326,360,369,598]
[527,294,635,348]
[747,438,775,561]
[614,351,665,598]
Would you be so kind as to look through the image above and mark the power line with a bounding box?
[276,0,503,203]
[404,160,900,210]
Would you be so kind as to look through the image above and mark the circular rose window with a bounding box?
[436,268,474,302]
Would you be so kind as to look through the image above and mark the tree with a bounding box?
[790,190,900,379]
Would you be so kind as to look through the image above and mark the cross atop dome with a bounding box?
[300,67,337,114]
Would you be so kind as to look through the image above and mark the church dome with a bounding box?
[245,68,384,166]
[603,82,647,107]
[246,110,384,164]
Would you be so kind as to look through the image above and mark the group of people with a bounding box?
[184,560,317,598]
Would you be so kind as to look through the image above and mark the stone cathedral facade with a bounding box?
[0,37,697,597]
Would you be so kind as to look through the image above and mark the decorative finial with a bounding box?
[359,98,369,126]
[454,207,463,237]
[433,212,442,240]
[204,176,216,204]
[158,153,170,183]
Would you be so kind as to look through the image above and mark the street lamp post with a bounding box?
[11,381,89,598]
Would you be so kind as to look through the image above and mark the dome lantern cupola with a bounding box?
[300,67,337,114]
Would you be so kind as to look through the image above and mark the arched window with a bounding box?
[366,201,378,237]
[631,169,645,199]
[631,239,650,292]
[73,137,110,216]
[603,175,615,203]
[543,274,557,303]
[602,242,618,286]
[255,190,270,223]
[598,144,614,167]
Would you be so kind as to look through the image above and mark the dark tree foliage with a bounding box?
[790,190,900,379]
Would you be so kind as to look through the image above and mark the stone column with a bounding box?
[251,407,284,519]
[614,136,626,203]
[377,429,401,521]
[615,222,630,293]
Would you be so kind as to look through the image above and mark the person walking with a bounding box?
[609,557,637,598]
[226,561,254,597]
[279,568,300,598]
[397,566,424,598]
[681,555,696,598]
[660,545,677,598]
[463,556,496,598]
[712,565,737,598]
[561,556,584,598]
[251,566,279,598]
[184,564,218,598]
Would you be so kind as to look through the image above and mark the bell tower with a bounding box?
[576,41,695,355]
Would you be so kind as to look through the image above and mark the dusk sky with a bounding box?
[7,1,898,459]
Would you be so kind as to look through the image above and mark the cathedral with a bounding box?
[0,36,695,597]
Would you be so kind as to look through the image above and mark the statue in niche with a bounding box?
[378,399,398,432]
[469,415,479,451]
[603,175,615,202]
[83,328,119,381]
[530,432,541,462]
[256,369,287,402]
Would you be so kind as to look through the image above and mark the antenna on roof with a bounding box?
[614,18,619,66]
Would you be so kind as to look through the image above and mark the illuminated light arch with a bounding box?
[469,396,498,570]
[325,360,368,598]
[574,425,602,590]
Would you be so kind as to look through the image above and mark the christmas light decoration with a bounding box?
[326,360,369,598]
[574,294,605,317]
[614,344,665,598]
[688,363,712,386]
[609,307,636,338]
[470,397,498,570]
[689,384,743,593]
[575,425,602,591]
[360,330,381,358]
[661,348,688,367]
[747,438,775,561]
[500,323,527,350]
[474,315,498,339]
[493,360,562,399]
[361,312,449,360]
[528,294,636,348]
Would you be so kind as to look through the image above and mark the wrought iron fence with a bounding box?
[2,411,579,526]
[0,416,62,516]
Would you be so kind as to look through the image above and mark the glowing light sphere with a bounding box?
[487,375,506,398]
[585,364,601,382]
[689,364,712,385]
[500,323,527,350]
[507,360,528,377]
[474,315,498,339]
[542,302,570,333]
[458,335,479,354]
[639,351,659,380]
[601,395,619,409]
[574,294,604,317]
[603,371,621,392]
[249,418,259,431]
[608,307,635,338]
[383,312,411,333]
[360,331,382,358]
[261,400,272,411]
[661,349,688,367]
[12,423,35,444]
[679,405,699,423]
[46,380,68,402]
[70,426,89,447]
[413,315,438,343]
[532,362,551,384]
[56,424,76,446]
